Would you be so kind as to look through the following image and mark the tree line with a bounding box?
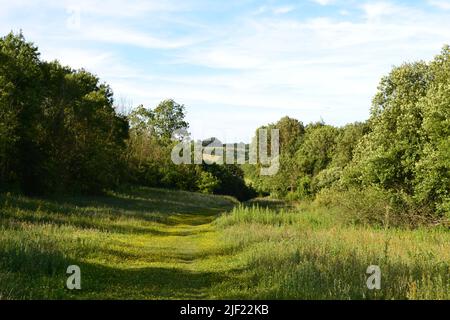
[1,32,449,225]
[245,46,450,226]
[0,32,254,200]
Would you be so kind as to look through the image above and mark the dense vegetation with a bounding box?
[1,32,448,225]
[245,47,450,227]
[0,32,253,201]
[0,33,128,194]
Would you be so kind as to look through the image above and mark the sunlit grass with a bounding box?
[211,203,450,299]
[1,189,448,299]
[0,187,235,299]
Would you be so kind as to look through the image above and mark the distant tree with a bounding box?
[332,122,369,169]
[275,116,305,155]
[296,124,338,177]
[128,104,154,134]
[204,164,256,201]
[202,137,222,147]
[243,117,305,197]
[151,99,189,142]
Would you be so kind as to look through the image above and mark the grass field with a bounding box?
[0,187,449,299]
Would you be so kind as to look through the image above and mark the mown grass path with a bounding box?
[2,187,449,299]
[0,187,237,299]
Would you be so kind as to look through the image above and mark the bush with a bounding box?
[197,171,219,194]
[315,187,439,228]
[203,164,256,201]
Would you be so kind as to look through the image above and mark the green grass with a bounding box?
[0,187,236,299]
[1,188,449,299]
[212,202,450,299]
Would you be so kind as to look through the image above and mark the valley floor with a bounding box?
[0,187,449,299]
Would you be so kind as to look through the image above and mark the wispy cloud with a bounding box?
[273,6,295,14]
[311,0,335,6]
[427,0,450,10]
[1,0,450,141]
[78,24,199,49]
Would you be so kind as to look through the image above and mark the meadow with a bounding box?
[213,203,450,299]
[0,187,449,299]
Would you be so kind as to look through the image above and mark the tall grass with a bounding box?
[0,187,236,299]
[1,188,448,300]
[314,187,448,228]
[213,203,450,299]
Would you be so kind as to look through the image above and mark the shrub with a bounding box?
[197,171,219,194]
[315,187,438,228]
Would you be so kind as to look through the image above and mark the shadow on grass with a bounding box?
[1,186,236,233]
[0,186,238,299]
[2,258,229,299]
[0,228,231,299]
[71,261,228,299]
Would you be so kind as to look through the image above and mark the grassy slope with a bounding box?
[1,188,449,299]
[0,187,237,299]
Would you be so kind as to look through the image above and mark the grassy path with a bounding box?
[0,187,237,299]
[2,186,449,299]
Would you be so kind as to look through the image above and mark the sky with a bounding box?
[1,0,450,142]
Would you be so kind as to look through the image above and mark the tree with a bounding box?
[0,32,43,193]
[125,101,191,188]
[340,46,450,219]
[343,61,430,193]
[275,116,305,155]
[296,123,338,177]
[0,32,129,194]
[151,99,189,142]
[243,117,305,197]
[414,46,450,216]
[332,122,369,169]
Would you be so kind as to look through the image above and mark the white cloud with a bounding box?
[273,6,294,14]
[56,0,187,18]
[2,0,450,141]
[311,0,335,6]
[39,47,140,80]
[428,0,450,10]
[77,24,198,49]
[165,1,450,139]
[361,2,397,20]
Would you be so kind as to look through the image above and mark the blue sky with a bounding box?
[1,0,450,142]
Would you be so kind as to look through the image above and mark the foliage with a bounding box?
[247,46,450,223]
[0,32,255,201]
[0,32,128,194]
[202,164,256,201]
[341,47,450,220]
[125,102,255,200]
[1,31,449,223]
[197,171,220,194]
